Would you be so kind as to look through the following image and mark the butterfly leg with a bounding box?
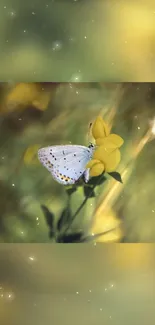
[83,169,90,183]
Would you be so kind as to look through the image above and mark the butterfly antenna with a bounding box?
[87,121,93,145]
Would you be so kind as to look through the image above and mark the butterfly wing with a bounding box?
[38,145,94,185]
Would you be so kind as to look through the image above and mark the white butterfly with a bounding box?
[38,144,95,185]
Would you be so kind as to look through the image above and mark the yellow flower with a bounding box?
[86,116,124,176]
[92,115,110,139]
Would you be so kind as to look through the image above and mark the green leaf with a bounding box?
[83,186,95,198]
[57,206,71,232]
[66,186,77,196]
[41,205,55,229]
[108,172,123,183]
[57,232,84,243]
[41,205,55,239]
[88,174,107,186]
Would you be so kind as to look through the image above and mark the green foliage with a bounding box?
[108,172,123,183]
[41,170,122,243]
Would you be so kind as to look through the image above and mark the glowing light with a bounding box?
[52,41,62,52]
[70,73,82,82]
[28,256,35,261]
[151,119,155,134]
[6,292,15,301]
[9,10,16,18]
[76,291,79,295]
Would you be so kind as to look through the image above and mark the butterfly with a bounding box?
[38,144,95,185]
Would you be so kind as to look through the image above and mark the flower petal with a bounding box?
[96,135,124,150]
[104,149,121,172]
[93,145,112,161]
[86,159,100,169]
[92,116,110,139]
[93,146,121,172]
[95,138,117,152]
[107,134,124,148]
[89,162,105,177]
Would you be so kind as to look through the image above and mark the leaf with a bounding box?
[88,174,107,186]
[57,232,84,243]
[66,186,77,196]
[108,172,123,183]
[41,205,55,231]
[57,206,71,232]
[83,186,95,198]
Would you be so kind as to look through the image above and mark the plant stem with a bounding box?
[64,176,103,234]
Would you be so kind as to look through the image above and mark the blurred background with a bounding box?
[0,82,155,242]
[0,244,155,325]
[0,0,155,81]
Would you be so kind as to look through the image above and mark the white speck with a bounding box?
[7,292,15,301]
[4,6,6,9]
[36,217,39,221]
[138,126,140,130]
[84,35,87,39]
[29,256,35,261]
[94,242,96,246]
[76,90,79,95]
[23,29,27,33]
[91,233,95,236]
[9,10,16,18]
[105,288,107,291]
[32,11,36,15]
[46,4,49,8]
[89,289,92,293]
[37,222,40,226]
[109,315,112,319]
[20,231,24,235]
[12,183,15,187]
[100,308,103,311]
[18,118,22,121]
[152,210,154,213]
[52,41,62,52]
[1,294,3,298]
[76,291,79,295]
[70,73,82,82]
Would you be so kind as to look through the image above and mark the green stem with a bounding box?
[64,175,103,234]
